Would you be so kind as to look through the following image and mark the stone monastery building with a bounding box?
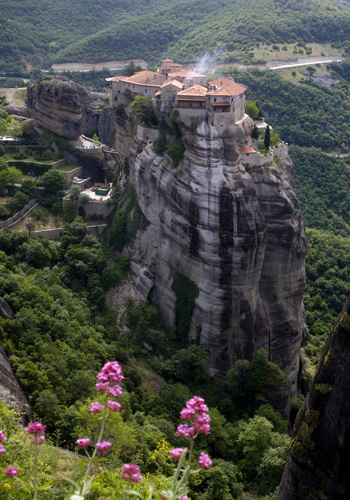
[106,59,247,124]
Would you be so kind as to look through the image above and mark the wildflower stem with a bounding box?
[188,438,194,468]
[34,443,38,500]
[82,393,108,486]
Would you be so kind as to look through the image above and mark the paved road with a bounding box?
[269,58,343,70]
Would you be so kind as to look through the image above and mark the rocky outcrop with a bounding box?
[125,112,307,390]
[98,89,140,162]
[277,298,350,500]
[4,104,30,118]
[26,76,103,139]
[0,298,29,416]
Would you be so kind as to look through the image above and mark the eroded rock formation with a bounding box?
[0,298,30,415]
[122,105,307,390]
[27,76,103,139]
[277,299,350,499]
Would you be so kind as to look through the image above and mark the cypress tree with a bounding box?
[264,125,271,151]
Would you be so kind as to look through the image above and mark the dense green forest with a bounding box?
[0,222,291,499]
[2,0,350,73]
[215,66,350,150]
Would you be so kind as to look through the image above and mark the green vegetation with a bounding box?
[215,66,350,151]
[131,96,157,126]
[0,218,291,498]
[108,185,149,251]
[2,0,350,71]
[172,273,199,342]
[167,137,185,168]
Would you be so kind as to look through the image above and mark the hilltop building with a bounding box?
[106,59,250,131]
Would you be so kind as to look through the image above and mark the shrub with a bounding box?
[167,137,185,167]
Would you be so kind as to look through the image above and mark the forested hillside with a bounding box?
[2,0,350,73]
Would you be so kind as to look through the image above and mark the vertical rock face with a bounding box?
[277,299,350,500]
[0,298,30,415]
[126,110,307,389]
[27,76,103,139]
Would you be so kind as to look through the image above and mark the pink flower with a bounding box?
[76,438,90,449]
[26,422,46,436]
[169,448,185,460]
[107,401,121,412]
[31,435,45,445]
[176,424,195,440]
[0,444,5,454]
[180,408,195,420]
[107,384,122,397]
[5,467,19,478]
[89,402,104,414]
[120,463,143,483]
[95,441,111,452]
[96,372,109,383]
[178,496,190,500]
[97,361,124,384]
[194,414,211,435]
[0,430,6,442]
[198,452,212,469]
[95,382,109,392]
[178,397,211,436]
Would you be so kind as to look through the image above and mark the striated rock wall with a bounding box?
[125,112,307,390]
[0,298,30,416]
[27,76,103,139]
[277,299,350,499]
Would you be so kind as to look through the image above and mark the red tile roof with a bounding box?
[161,79,184,89]
[107,70,167,86]
[208,77,247,96]
[176,85,208,97]
[240,146,257,154]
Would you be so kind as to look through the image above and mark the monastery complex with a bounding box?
[106,59,248,124]
[106,59,288,163]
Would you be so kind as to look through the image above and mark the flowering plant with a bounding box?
[0,361,211,500]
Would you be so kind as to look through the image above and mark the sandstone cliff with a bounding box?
[277,298,350,499]
[26,76,103,139]
[0,298,30,416]
[116,100,307,390]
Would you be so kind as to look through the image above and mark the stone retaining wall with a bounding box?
[0,199,37,231]
[62,197,115,218]
[30,224,108,240]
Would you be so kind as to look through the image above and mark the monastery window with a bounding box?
[214,98,217,102]
[133,84,135,88]
[189,102,192,108]
[145,88,148,93]
[114,97,118,101]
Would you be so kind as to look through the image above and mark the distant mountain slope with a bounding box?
[1,0,350,69]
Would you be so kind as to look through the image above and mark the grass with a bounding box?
[252,42,343,62]
[8,207,65,232]
[276,63,338,83]
[2,153,59,164]
[56,164,80,172]
[13,88,27,105]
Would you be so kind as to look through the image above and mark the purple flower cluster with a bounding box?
[198,452,212,469]
[95,441,111,452]
[176,396,211,439]
[77,361,123,453]
[120,463,143,483]
[5,466,19,478]
[169,448,185,460]
[26,421,46,445]
[0,429,6,455]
